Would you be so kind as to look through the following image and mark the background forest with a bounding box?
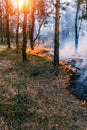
[0,0,87,130]
[0,0,87,63]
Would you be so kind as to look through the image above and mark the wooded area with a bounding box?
[0,0,87,62]
[0,0,87,129]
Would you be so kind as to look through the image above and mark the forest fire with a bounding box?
[33,46,87,106]
[59,60,76,73]
[26,45,46,55]
[64,58,87,106]
[19,44,87,106]
[1,0,87,129]
[26,45,53,60]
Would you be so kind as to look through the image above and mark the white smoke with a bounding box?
[78,36,87,57]
[60,41,75,59]
[59,32,87,60]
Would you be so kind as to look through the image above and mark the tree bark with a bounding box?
[54,0,60,67]
[30,14,35,50]
[0,2,3,43]
[75,3,80,54]
[29,0,35,50]
[22,0,27,61]
[16,0,19,49]
[6,0,10,48]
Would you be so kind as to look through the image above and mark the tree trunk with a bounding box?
[86,0,87,15]
[54,0,60,67]
[30,15,35,50]
[6,0,10,48]
[0,2,3,43]
[16,0,19,49]
[16,21,19,49]
[22,0,27,61]
[29,0,35,50]
[75,3,80,54]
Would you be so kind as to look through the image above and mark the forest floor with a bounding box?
[0,44,87,130]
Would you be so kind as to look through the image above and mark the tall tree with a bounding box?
[0,1,3,43]
[29,0,35,50]
[86,0,87,14]
[16,0,19,49]
[5,0,10,48]
[28,0,46,50]
[22,0,27,61]
[75,2,80,54]
[75,0,84,54]
[54,0,60,67]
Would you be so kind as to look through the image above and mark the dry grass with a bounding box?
[0,45,87,130]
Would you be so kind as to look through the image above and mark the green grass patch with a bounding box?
[4,76,12,82]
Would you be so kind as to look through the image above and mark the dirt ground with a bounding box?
[0,45,87,130]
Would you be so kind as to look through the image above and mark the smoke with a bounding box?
[59,31,87,60]
[64,35,87,101]
[78,36,87,57]
[60,41,75,59]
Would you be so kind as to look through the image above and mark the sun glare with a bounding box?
[18,0,24,9]
[18,0,29,9]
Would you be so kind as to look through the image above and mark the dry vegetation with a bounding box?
[0,45,87,130]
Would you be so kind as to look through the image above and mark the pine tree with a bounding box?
[54,0,60,67]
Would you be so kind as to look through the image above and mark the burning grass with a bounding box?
[26,45,53,60]
[0,45,87,130]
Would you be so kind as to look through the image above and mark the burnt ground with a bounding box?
[66,58,87,102]
[0,45,87,130]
